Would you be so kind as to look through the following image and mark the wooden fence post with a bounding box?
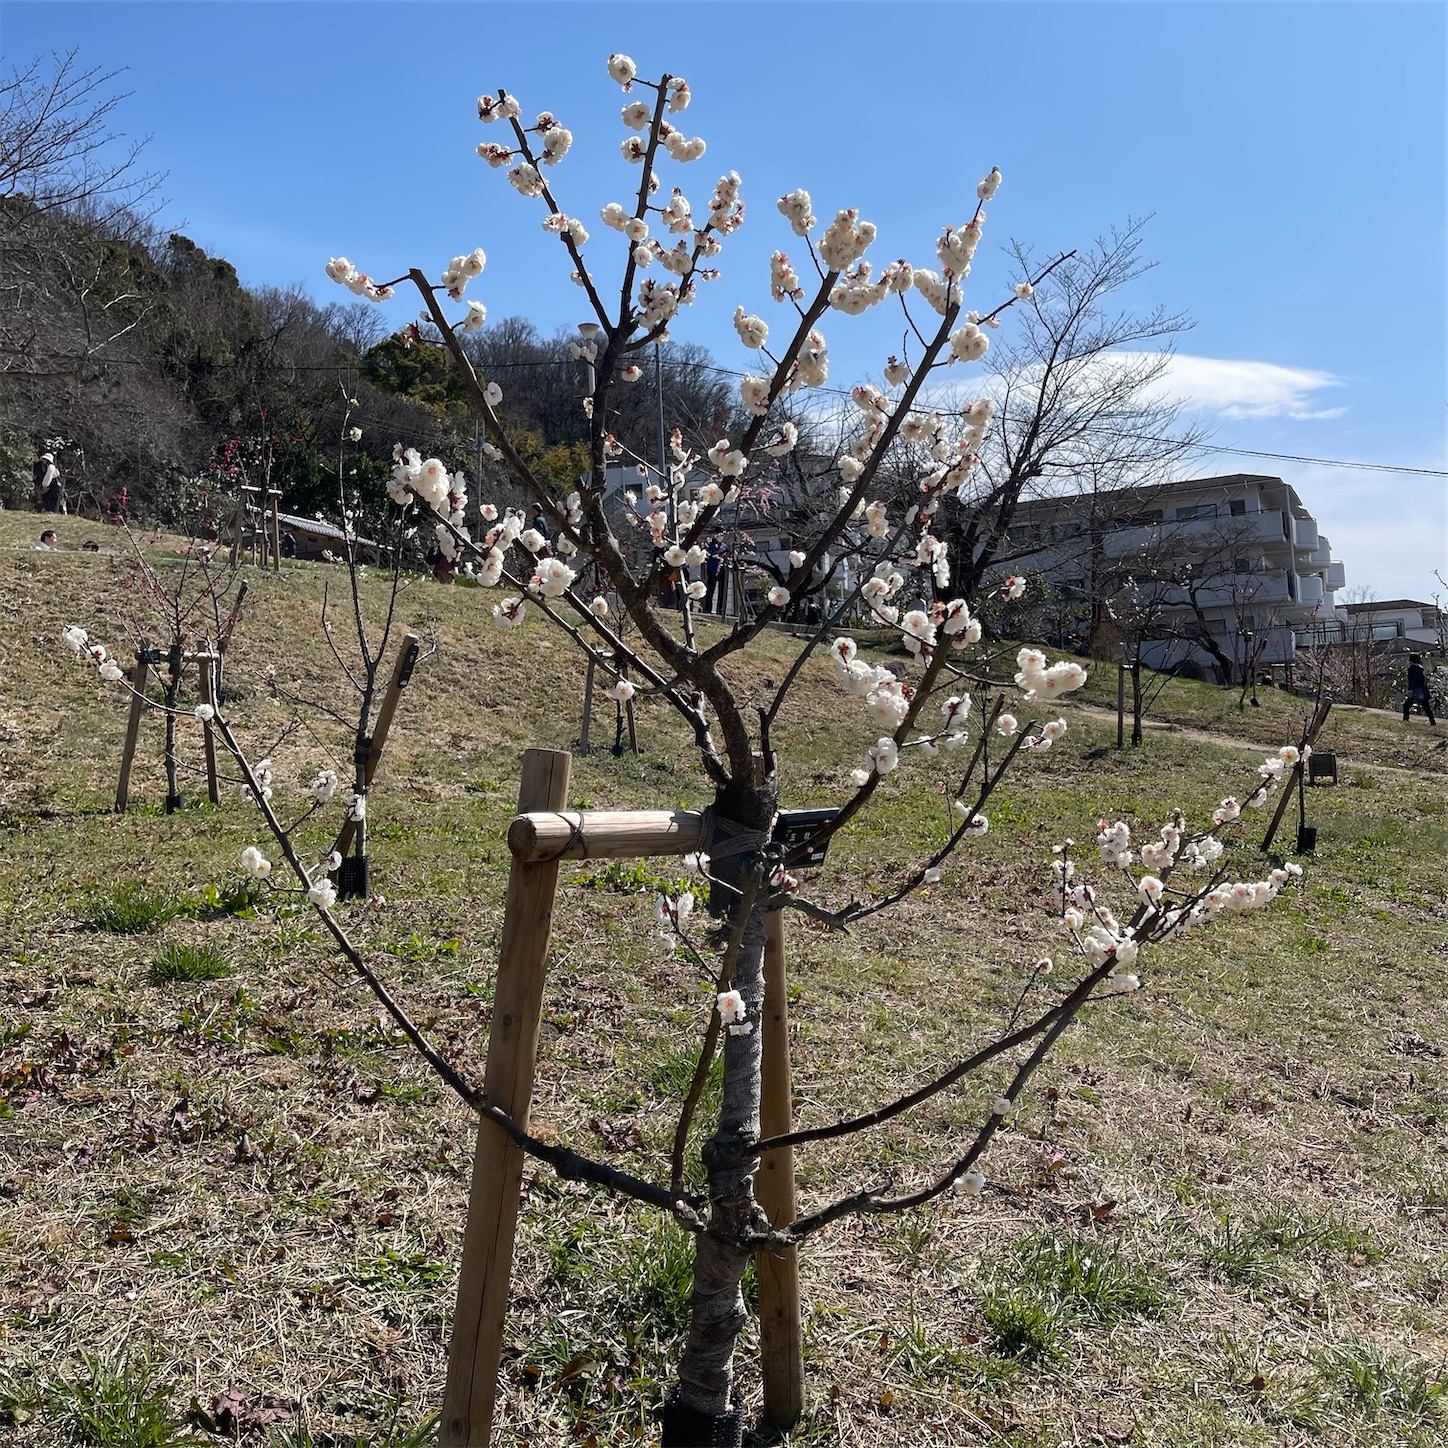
[331,632,421,861]
[756,907,805,1427]
[441,748,572,1448]
[196,653,220,806]
[115,650,150,813]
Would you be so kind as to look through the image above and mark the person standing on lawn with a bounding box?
[1403,654,1437,725]
[33,451,65,512]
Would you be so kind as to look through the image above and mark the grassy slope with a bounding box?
[0,513,1444,1447]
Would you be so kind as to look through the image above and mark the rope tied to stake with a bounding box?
[532,810,588,864]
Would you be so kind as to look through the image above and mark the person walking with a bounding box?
[703,531,726,614]
[1403,654,1437,726]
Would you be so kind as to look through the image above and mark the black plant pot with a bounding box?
[660,1395,745,1448]
[1295,825,1317,854]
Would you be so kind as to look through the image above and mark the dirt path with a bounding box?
[1074,704,1446,776]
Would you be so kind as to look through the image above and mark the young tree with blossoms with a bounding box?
[62,53,1314,1444]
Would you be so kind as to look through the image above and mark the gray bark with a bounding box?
[673,783,776,1418]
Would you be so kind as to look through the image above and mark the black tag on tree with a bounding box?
[337,854,370,900]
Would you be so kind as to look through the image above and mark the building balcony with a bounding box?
[1292,517,1320,551]
[1323,561,1346,590]
[1101,508,1289,558]
[1297,574,1325,607]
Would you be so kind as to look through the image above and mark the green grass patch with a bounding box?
[80,884,183,934]
[148,942,232,984]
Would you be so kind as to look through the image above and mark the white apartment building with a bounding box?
[992,474,1347,680]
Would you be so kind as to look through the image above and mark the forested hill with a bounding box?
[1,197,740,531]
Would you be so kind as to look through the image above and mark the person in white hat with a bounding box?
[33,451,64,513]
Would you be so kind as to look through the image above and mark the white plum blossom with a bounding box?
[308,879,338,910]
[818,208,876,270]
[776,188,814,235]
[868,737,899,775]
[531,558,576,597]
[663,131,706,162]
[949,322,989,363]
[240,846,272,879]
[607,53,637,86]
[955,1170,986,1196]
[477,93,522,123]
[611,679,635,703]
[883,356,911,386]
[1014,648,1089,702]
[717,989,746,1025]
[770,252,804,302]
[732,307,768,349]
[194,703,215,722]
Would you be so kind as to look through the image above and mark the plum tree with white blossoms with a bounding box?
[71,54,1314,1445]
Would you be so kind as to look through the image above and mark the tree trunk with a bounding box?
[665,778,776,1442]
[1130,656,1143,747]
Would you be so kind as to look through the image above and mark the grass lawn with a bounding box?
[1,513,1444,1447]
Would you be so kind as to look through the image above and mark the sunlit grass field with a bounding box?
[1,514,1444,1446]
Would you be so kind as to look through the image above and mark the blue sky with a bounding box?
[6,1,1444,599]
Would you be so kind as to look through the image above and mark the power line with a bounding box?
[1169,441,1445,479]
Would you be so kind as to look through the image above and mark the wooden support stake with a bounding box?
[579,656,596,755]
[756,907,804,1428]
[196,653,220,806]
[269,487,283,573]
[115,652,150,812]
[332,632,421,859]
[1261,697,1333,851]
[441,747,572,1448]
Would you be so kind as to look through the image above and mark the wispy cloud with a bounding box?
[1144,354,1347,421]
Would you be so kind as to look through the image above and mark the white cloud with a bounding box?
[1143,353,1346,421]
[914,351,1348,423]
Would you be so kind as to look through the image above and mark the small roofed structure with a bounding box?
[267,510,385,564]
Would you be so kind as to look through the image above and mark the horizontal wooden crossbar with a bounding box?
[508,808,704,863]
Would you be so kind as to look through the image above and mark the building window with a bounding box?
[1229,499,1247,516]
[1175,504,1217,521]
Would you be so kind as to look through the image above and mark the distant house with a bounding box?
[1330,599,1442,651]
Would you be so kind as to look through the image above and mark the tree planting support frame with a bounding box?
[114,649,221,812]
[440,746,804,1445]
